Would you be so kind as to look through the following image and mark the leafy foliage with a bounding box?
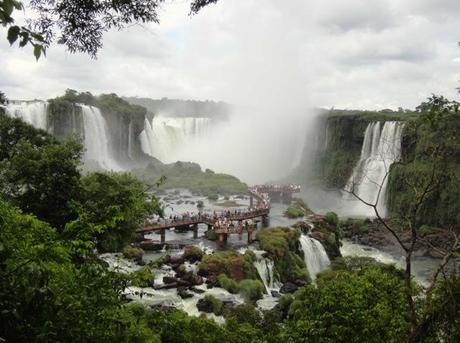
[3,1,220,58]
[388,95,460,227]
[70,172,162,252]
[281,264,410,343]
[0,116,83,228]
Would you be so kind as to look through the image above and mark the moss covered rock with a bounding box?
[257,228,309,283]
[198,250,258,282]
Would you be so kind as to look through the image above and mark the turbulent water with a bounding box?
[5,101,48,131]
[80,105,124,171]
[344,121,404,217]
[253,251,281,294]
[140,116,211,163]
[299,235,330,280]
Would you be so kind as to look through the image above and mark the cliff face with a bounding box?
[317,115,369,188]
[307,109,458,227]
[47,92,151,167]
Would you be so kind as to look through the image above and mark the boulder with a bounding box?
[177,287,194,299]
[280,282,298,294]
[196,298,214,313]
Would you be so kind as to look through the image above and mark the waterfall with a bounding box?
[5,101,48,131]
[345,121,404,216]
[299,235,330,280]
[139,116,211,163]
[80,105,123,171]
[253,251,281,294]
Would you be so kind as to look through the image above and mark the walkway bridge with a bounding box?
[137,184,299,246]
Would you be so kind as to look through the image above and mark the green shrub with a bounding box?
[223,303,261,325]
[203,295,223,315]
[217,274,239,294]
[199,250,253,281]
[130,267,155,288]
[285,205,305,218]
[238,279,264,302]
[207,192,219,201]
[148,253,170,269]
[325,211,339,226]
[257,228,309,283]
[122,245,144,261]
[183,245,204,262]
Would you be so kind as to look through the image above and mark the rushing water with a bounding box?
[5,101,48,131]
[253,250,281,294]
[344,121,404,217]
[299,235,331,280]
[140,116,211,163]
[80,105,124,171]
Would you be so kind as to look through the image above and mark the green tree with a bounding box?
[0,199,135,342]
[280,264,410,343]
[0,118,83,228]
[69,172,162,252]
[347,95,460,342]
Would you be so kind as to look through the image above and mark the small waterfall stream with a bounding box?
[299,235,330,280]
[253,251,281,294]
[345,121,404,217]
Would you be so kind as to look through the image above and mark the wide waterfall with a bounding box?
[344,121,404,217]
[299,235,330,280]
[139,116,211,163]
[253,251,281,294]
[80,105,123,171]
[5,101,48,131]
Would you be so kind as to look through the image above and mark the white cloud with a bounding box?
[0,0,459,109]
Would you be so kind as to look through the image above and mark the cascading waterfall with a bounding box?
[5,101,48,131]
[299,235,330,280]
[344,121,404,216]
[253,251,281,294]
[139,116,211,162]
[80,104,123,171]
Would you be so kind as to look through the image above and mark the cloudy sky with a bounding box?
[1,0,460,109]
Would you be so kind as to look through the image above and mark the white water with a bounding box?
[253,251,281,294]
[80,104,124,171]
[344,121,404,217]
[140,116,211,163]
[5,101,48,131]
[340,240,440,286]
[299,235,331,280]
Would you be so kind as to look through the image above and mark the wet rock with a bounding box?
[280,282,298,294]
[190,286,206,294]
[137,260,146,266]
[181,271,203,286]
[271,290,281,297]
[205,274,217,286]
[293,279,307,287]
[170,256,185,266]
[163,276,177,285]
[177,287,194,299]
[196,298,214,313]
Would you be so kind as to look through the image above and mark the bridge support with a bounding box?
[160,229,166,243]
[193,224,198,239]
[262,215,269,228]
[247,230,254,244]
[218,233,228,247]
